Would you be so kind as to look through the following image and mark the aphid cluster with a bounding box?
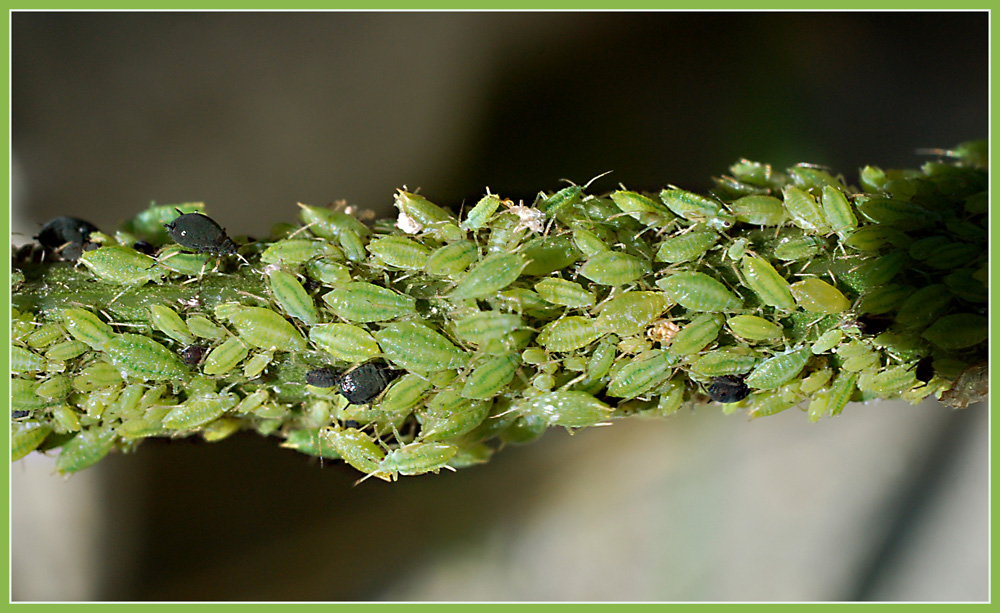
[11,141,988,480]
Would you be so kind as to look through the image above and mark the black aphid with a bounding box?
[35,216,100,260]
[856,314,893,337]
[306,363,403,405]
[164,212,238,255]
[914,356,935,384]
[706,375,750,404]
[305,367,339,388]
[179,344,209,366]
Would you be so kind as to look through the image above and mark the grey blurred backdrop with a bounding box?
[10,11,988,601]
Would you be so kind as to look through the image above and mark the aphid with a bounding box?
[374,442,459,481]
[921,313,987,350]
[71,361,123,392]
[655,377,686,415]
[267,268,319,325]
[855,197,938,230]
[35,216,100,259]
[799,368,833,396]
[202,336,251,375]
[322,282,416,323]
[233,388,270,415]
[659,188,734,229]
[451,310,525,349]
[461,192,502,231]
[11,345,46,373]
[44,339,90,362]
[107,383,146,419]
[12,422,53,461]
[744,347,811,390]
[534,277,596,308]
[304,258,352,287]
[610,190,674,224]
[367,235,432,270]
[747,389,800,419]
[606,350,673,399]
[419,391,491,441]
[185,315,227,340]
[725,195,786,226]
[781,185,830,234]
[854,284,909,315]
[424,240,480,278]
[726,238,748,261]
[260,239,337,267]
[149,305,195,345]
[531,372,556,391]
[179,344,209,366]
[807,370,857,419]
[571,226,611,257]
[706,375,750,403]
[810,329,844,355]
[858,365,918,398]
[852,252,908,289]
[656,271,742,312]
[155,245,215,276]
[842,225,912,252]
[224,305,308,351]
[691,347,758,377]
[12,378,53,411]
[595,291,672,336]
[513,390,613,428]
[338,228,368,262]
[667,313,724,357]
[162,392,238,430]
[773,236,826,262]
[79,245,165,286]
[394,190,459,232]
[913,356,935,384]
[103,333,190,381]
[578,251,650,286]
[62,308,114,350]
[536,316,603,352]
[324,427,388,478]
[519,235,581,277]
[164,212,238,255]
[298,202,372,241]
[647,319,681,346]
[25,323,67,349]
[820,186,858,238]
[308,323,380,363]
[375,322,466,372]
[447,252,528,301]
[789,278,850,314]
[55,426,117,474]
[727,314,782,341]
[35,375,72,401]
[944,269,987,304]
[460,353,521,400]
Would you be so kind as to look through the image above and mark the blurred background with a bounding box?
[10,11,988,601]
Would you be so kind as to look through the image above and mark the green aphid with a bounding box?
[922,243,984,271]
[82,384,123,419]
[108,383,147,419]
[858,365,918,398]
[690,347,758,377]
[668,313,724,357]
[789,164,845,191]
[894,285,952,329]
[852,252,908,288]
[726,195,786,226]
[223,305,307,351]
[298,203,372,241]
[367,235,432,271]
[280,428,342,460]
[185,315,227,340]
[606,350,673,399]
[855,196,939,230]
[325,426,387,478]
[595,291,672,337]
[12,421,53,461]
[747,389,800,419]
[773,235,826,261]
[536,316,603,352]
[234,388,270,414]
[461,192,502,231]
[261,238,336,267]
[12,345,46,373]
[571,226,610,257]
[809,370,859,418]
[727,314,782,341]
[460,353,521,400]
[843,225,911,252]
[519,235,580,277]
[156,245,215,276]
[305,258,352,286]
[338,228,368,262]
[799,368,833,397]
[781,185,831,234]
[820,186,858,238]
[12,378,52,412]
[447,252,528,301]
[656,271,742,312]
[376,442,459,481]
[78,245,165,286]
[44,339,89,362]
[267,268,319,325]
[149,305,195,345]
[610,189,674,224]
[855,284,910,315]
[921,314,987,350]
[104,333,190,381]
[124,201,205,245]
[534,277,595,308]
[419,390,491,441]
[655,229,719,264]
[239,350,270,379]
[425,240,480,278]
[745,347,811,390]
[513,390,613,428]
[810,329,844,355]
[203,336,251,375]
[25,323,67,349]
[789,278,850,314]
[162,392,238,430]
[452,310,525,349]
[375,321,466,373]
[394,190,459,231]
[579,251,650,286]
[322,282,416,323]
[72,361,123,392]
[494,287,562,319]
[62,308,114,350]
[376,373,433,418]
[536,184,582,216]
[531,372,556,391]
[659,188,734,229]
[944,269,987,303]
[55,425,117,474]
[573,335,618,392]
[309,323,381,363]
[35,375,72,401]
[200,417,242,442]
[654,378,686,416]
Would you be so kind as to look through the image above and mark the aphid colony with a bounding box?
[11,141,988,480]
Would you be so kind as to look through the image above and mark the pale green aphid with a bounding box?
[894,284,952,328]
[789,278,850,314]
[71,361,123,392]
[110,383,148,419]
[781,185,831,234]
[44,339,90,361]
[203,336,251,375]
[654,378,686,416]
[280,428,342,460]
[298,202,372,241]
[747,389,800,419]
[858,365,918,398]
[260,238,336,267]
[659,188,734,229]
[582,335,619,381]
[855,284,910,315]
[745,347,811,390]
[726,195,786,226]
[513,390,613,428]
[231,388,268,415]
[78,245,165,286]
[921,313,987,350]
[149,305,195,345]
[461,192,502,231]
[338,228,368,262]
[376,442,459,481]
[367,235,431,270]
[571,227,610,257]
[223,305,308,351]
[667,313,724,357]
[12,345,46,373]
[12,422,53,461]
[62,308,113,350]
[836,339,874,361]
[447,252,528,301]
[156,244,216,276]
[104,333,190,381]
[12,378,53,411]
[690,347,758,377]
[562,355,588,371]
[578,251,650,286]
[394,190,459,230]
[789,164,845,191]
[520,235,582,277]
[536,315,603,352]
[532,372,556,391]
[452,310,525,348]
[726,238,748,261]
[324,426,387,479]
[654,229,719,264]
[35,375,72,401]
[267,268,319,325]
[419,390,491,441]
[773,235,826,261]
[309,323,381,363]
[375,373,433,417]
[606,350,673,399]
[799,368,833,396]
[727,314,783,341]
[521,347,549,365]
[820,185,858,238]
[185,315,227,340]
[460,353,521,400]
[425,240,480,278]
[811,329,844,354]
[375,321,466,372]
[162,392,238,430]
[55,425,117,474]
[852,252,908,289]
[843,225,911,252]
[201,417,242,442]
[305,258,352,286]
[25,322,66,349]
[610,189,674,224]
[807,371,858,419]
[617,336,651,355]
[534,277,595,308]
[242,350,274,379]
[855,196,938,230]
[322,282,416,323]
[656,271,742,312]
[82,385,122,419]
[595,291,672,337]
